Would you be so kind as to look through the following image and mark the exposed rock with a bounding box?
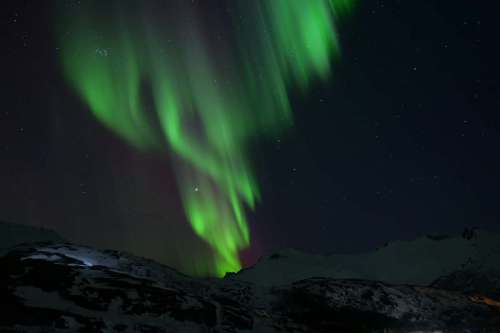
[432,268,500,300]
[271,278,500,331]
[1,243,499,332]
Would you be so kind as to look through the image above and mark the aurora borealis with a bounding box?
[3,0,497,284]
[58,0,353,276]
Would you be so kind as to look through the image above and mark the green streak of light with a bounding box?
[59,0,353,277]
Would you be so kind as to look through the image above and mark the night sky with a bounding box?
[1,0,497,274]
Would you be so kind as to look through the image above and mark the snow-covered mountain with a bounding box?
[1,241,500,332]
[1,226,500,331]
[0,220,64,251]
[234,229,500,287]
[1,243,499,332]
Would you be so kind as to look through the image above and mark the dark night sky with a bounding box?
[1,0,498,270]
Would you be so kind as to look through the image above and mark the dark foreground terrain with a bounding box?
[1,241,500,332]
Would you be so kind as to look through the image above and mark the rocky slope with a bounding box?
[1,242,500,332]
[431,268,500,300]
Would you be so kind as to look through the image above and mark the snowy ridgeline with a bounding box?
[234,229,500,287]
[2,242,499,332]
[0,225,499,331]
[0,221,64,250]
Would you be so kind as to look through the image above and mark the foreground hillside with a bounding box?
[1,241,499,332]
